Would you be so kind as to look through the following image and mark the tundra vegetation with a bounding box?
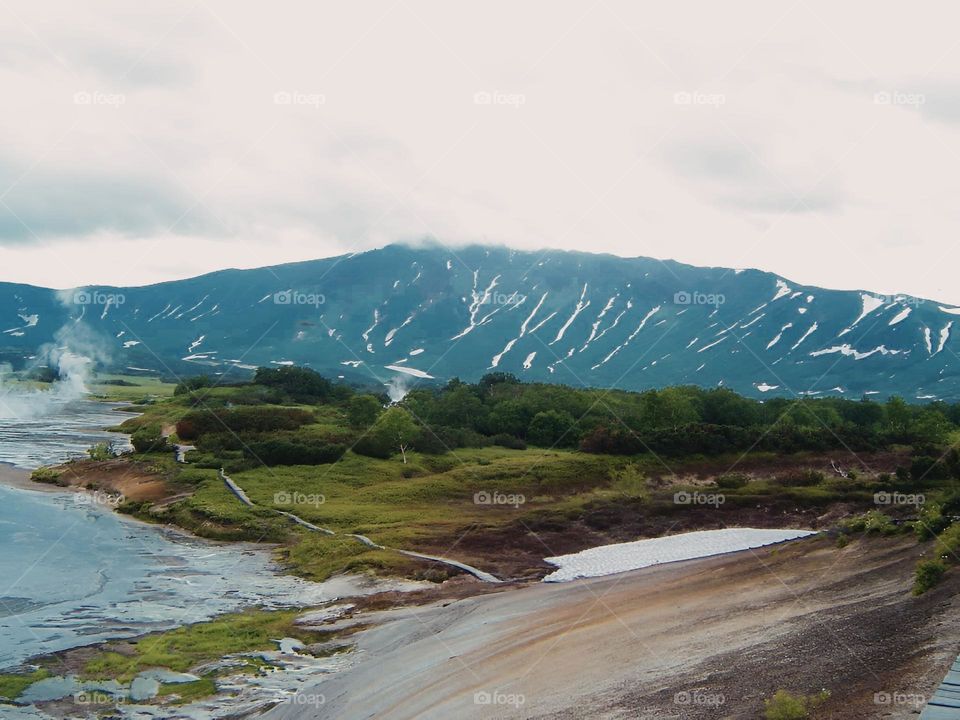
[9,366,960,711]
[86,366,960,588]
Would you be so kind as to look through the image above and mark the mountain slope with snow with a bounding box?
[1,244,957,400]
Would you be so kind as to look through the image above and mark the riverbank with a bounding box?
[265,534,960,720]
[0,463,60,492]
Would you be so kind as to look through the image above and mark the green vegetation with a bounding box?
[0,669,49,702]
[89,373,177,402]
[86,367,960,582]
[913,558,948,595]
[87,442,113,461]
[156,676,218,704]
[81,608,328,682]
[764,689,830,719]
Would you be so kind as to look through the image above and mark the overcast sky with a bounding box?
[2,1,960,302]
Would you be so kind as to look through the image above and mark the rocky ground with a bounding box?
[263,534,960,720]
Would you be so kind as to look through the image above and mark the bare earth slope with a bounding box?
[267,535,960,719]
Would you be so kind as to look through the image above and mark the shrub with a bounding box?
[915,503,951,541]
[176,406,314,440]
[843,510,898,536]
[87,443,113,461]
[527,410,577,447]
[777,469,825,487]
[491,433,526,450]
[30,467,62,485]
[913,558,948,595]
[764,690,807,720]
[131,429,170,454]
[764,689,830,720]
[716,472,749,489]
[245,440,345,466]
[253,366,334,403]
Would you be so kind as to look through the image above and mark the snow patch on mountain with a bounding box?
[809,344,904,360]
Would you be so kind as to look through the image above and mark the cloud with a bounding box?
[0,159,211,242]
[0,0,960,306]
[661,140,846,216]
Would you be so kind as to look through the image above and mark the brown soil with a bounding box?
[264,535,960,720]
[45,458,178,503]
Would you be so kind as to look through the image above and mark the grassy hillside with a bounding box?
[46,368,960,586]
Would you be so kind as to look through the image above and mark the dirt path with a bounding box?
[264,535,960,720]
[220,470,502,583]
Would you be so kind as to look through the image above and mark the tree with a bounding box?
[527,409,576,447]
[371,407,420,463]
[347,394,382,429]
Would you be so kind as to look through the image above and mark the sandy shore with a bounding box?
[266,534,960,720]
[0,462,62,493]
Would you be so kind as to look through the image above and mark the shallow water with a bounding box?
[0,399,383,671]
[0,398,132,469]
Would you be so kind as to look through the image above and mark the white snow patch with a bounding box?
[148,304,170,322]
[809,344,903,360]
[924,327,933,354]
[551,283,590,345]
[543,528,816,582]
[772,280,792,301]
[697,336,729,353]
[888,307,912,325]
[790,323,819,351]
[766,323,793,350]
[839,294,885,336]
[384,364,434,379]
[522,351,536,370]
[123,340,141,348]
[740,313,764,329]
[341,360,363,368]
[935,321,953,355]
[409,348,424,356]
[756,383,779,392]
[938,305,960,316]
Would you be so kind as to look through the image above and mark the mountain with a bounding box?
[1,244,958,400]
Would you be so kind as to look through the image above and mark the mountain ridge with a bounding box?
[1,243,957,400]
